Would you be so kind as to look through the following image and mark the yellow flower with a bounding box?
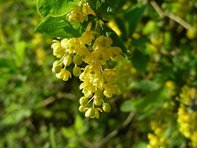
[67,3,95,24]
[61,38,69,49]
[63,54,72,67]
[52,60,62,73]
[51,40,65,58]
[67,5,86,23]
[93,36,113,49]
[66,38,79,54]
[148,134,158,146]
[56,69,71,81]
[177,86,197,146]
[80,31,94,45]
[103,69,117,82]
[110,47,122,61]
[82,3,95,16]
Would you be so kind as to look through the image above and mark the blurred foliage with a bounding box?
[0,0,197,148]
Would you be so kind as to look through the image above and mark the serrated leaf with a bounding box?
[37,0,79,17]
[125,5,147,35]
[35,16,81,38]
[131,50,148,73]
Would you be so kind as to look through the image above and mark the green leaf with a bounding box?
[74,115,84,132]
[133,142,147,148]
[135,88,164,109]
[0,58,15,70]
[142,21,156,35]
[87,0,97,12]
[136,88,169,119]
[61,127,75,138]
[131,79,160,92]
[131,37,149,48]
[35,16,81,38]
[131,50,148,73]
[2,108,31,126]
[37,0,79,17]
[120,99,137,112]
[120,88,169,117]
[49,124,57,148]
[88,0,124,16]
[115,17,128,40]
[15,41,26,67]
[125,5,147,35]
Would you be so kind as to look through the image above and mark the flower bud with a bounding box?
[94,98,103,106]
[94,109,100,119]
[102,103,111,113]
[52,65,61,73]
[56,69,71,81]
[73,54,83,65]
[73,66,82,77]
[52,61,62,73]
[79,105,87,112]
[85,108,95,117]
[79,96,89,105]
[63,55,72,66]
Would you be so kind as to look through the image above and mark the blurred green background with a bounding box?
[0,0,197,148]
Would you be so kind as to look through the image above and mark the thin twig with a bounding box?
[42,93,75,106]
[98,128,119,146]
[97,112,136,147]
[150,1,192,30]
[150,1,164,18]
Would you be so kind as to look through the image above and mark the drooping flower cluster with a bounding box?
[147,121,169,148]
[177,86,197,147]
[50,0,123,118]
[51,0,123,118]
[146,100,178,148]
[51,32,122,118]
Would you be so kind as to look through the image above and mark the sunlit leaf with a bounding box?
[37,0,79,17]
[35,16,81,38]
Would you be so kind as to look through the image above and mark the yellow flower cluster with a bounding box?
[51,0,123,118]
[147,121,168,148]
[67,3,95,24]
[51,25,122,118]
[177,86,197,147]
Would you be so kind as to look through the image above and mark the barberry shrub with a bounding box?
[35,0,197,147]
